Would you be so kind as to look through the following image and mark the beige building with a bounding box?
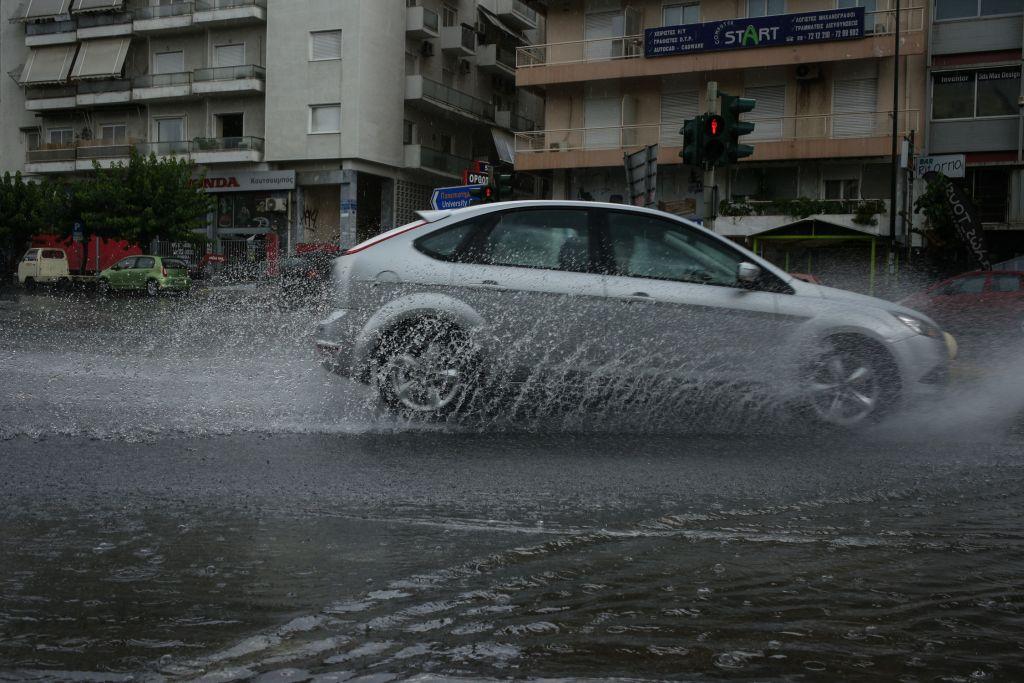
[0,0,545,247]
[515,0,927,245]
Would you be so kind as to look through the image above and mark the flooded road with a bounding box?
[1,289,1023,681]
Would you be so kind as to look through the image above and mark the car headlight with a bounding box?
[894,313,942,339]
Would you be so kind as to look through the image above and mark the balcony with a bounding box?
[75,77,131,105]
[406,5,439,39]
[441,23,476,56]
[516,3,926,88]
[75,10,132,39]
[26,144,77,173]
[132,71,192,100]
[191,64,265,96]
[404,144,471,180]
[514,110,920,170]
[25,19,77,46]
[495,109,536,132]
[132,1,193,32]
[192,0,266,26]
[405,75,494,123]
[25,85,77,111]
[493,0,538,31]
[477,43,515,77]
[191,136,264,164]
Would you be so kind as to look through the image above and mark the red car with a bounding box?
[901,270,1024,335]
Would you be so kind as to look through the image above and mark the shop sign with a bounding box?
[200,170,296,193]
[916,154,965,179]
[645,7,864,58]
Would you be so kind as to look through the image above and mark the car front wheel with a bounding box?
[97,279,110,296]
[146,279,159,297]
[376,319,479,417]
[802,336,899,428]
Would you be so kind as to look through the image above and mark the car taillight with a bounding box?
[344,220,426,255]
[162,267,168,277]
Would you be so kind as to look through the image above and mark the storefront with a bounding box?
[199,170,296,239]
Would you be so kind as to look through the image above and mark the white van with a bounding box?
[17,248,71,289]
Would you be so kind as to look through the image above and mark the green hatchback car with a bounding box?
[98,255,191,296]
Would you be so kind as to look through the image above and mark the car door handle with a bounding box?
[473,279,502,286]
[623,292,655,303]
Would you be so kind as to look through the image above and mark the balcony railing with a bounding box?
[192,136,264,152]
[133,71,192,88]
[517,3,925,68]
[76,140,138,159]
[25,19,76,35]
[416,76,495,120]
[192,64,265,82]
[76,78,130,94]
[515,110,921,153]
[27,145,77,163]
[25,85,77,100]
[194,0,266,10]
[132,1,193,19]
[136,140,190,155]
[76,11,132,28]
[417,147,472,177]
[496,109,537,132]
[508,0,537,24]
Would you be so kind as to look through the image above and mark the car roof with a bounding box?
[418,200,703,228]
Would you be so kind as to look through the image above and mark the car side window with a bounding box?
[116,258,136,270]
[991,274,1021,293]
[476,210,590,272]
[43,250,64,259]
[414,219,480,261]
[135,257,155,269]
[605,212,742,287]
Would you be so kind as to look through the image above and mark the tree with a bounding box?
[0,172,51,273]
[74,150,213,249]
[913,175,963,271]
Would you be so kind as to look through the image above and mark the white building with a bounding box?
[0,0,545,246]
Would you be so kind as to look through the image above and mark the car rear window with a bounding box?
[991,274,1022,292]
[42,250,65,259]
[163,258,188,270]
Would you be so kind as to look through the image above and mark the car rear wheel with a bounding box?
[146,279,159,297]
[376,319,479,417]
[802,336,899,428]
[23,278,35,291]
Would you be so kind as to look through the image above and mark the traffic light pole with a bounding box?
[703,81,718,232]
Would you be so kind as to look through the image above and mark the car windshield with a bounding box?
[22,251,38,262]
[163,259,188,271]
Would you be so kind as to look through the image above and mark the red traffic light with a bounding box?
[706,114,724,138]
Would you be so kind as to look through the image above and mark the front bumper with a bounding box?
[315,309,359,378]
[889,330,955,402]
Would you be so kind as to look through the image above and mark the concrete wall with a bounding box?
[0,0,43,175]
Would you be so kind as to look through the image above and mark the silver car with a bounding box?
[316,201,952,427]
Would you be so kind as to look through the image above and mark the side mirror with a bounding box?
[737,261,762,285]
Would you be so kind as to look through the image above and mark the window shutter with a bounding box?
[311,30,342,61]
[153,51,184,74]
[214,43,245,68]
[833,78,877,137]
[584,96,621,149]
[745,84,785,141]
[660,89,698,146]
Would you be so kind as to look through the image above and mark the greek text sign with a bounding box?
[200,171,296,193]
[645,7,865,58]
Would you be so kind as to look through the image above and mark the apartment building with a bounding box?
[0,0,545,247]
[515,0,926,248]
[925,0,1024,260]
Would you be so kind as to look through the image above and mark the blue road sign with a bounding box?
[430,185,485,211]
[72,219,85,242]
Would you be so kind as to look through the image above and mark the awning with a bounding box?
[492,127,515,164]
[478,6,527,45]
[19,44,78,85]
[18,0,73,20]
[71,0,124,12]
[70,37,130,80]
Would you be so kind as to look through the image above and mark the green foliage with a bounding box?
[720,197,886,222]
[913,175,956,244]
[0,172,69,270]
[74,150,213,248]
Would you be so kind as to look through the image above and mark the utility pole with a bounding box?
[888,0,901,275]
[704,81,718,232]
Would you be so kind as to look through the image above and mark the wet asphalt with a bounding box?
[1,287,1023,681]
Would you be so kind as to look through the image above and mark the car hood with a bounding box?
[797,281,939,322]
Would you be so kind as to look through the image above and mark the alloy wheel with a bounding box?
[806,347,882,427]
[147,280,159,297]
[386,340,467,413]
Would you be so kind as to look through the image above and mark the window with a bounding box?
[163,258,188,271]
[414,220,480,261]
[100,124,127,144]
[663,2,699,25]
[824,178,860,199]
[152,50,184,74]
[442,3,457,27]
[745,84,785,140]
[310,104,341,133]
[991,274,1022,292]
[933,68,1021,119]
[42,250,65,260]
[660,88,698,146]
[25,130,40,150]
[216,113,244,138]
[135,257,155,269]
[935,0,1022,20]
[48,128,73,146]
[115,257,137,270]
[213,43,245,68]
[606,212,743,287]
[747,0,785,17]
[833,78,878,137]
[584,9,625,60]
[403,120,415,145]
[439,133,453,154]
[155,117,184,142]
[23,251,38,262]
[310,30,342,61]
[837,0,877,32]
[475,210,590,271]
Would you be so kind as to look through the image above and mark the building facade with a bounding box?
[925,0,1024,261]
[0,0,545,248]
[514,0,929,258]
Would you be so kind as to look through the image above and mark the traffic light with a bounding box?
[720,92,756,163]
[467,183,493,205]
[494,169,514,201]
[702,114,727,167]
[680,115,704,167]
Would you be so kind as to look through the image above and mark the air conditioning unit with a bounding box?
[795,64,822,81]
[420,40,435,57]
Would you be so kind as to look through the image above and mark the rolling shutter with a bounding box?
[20,0,73,20]
[20,44,78,84]
[745,85,785,141]
[72,0,124,12]
[833,79,878,137]
[584,96,621,149]
[213,43,246,68]
[584,10,622,60]
[660,89,698,146]
[311,30,342,61]
[153,51,184,74]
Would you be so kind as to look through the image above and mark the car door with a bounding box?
[983,272,1024,331]
[595,209,788,384]
[446,207,607,378]
[110,257,137,289]
[131,256,156,290]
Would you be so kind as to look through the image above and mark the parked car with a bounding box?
[275,249,337,303]
[98,255,191,296]
[900,270,1024,336]
[789,272,822,285]
[16,248,71,290]
[315,201,953,428]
